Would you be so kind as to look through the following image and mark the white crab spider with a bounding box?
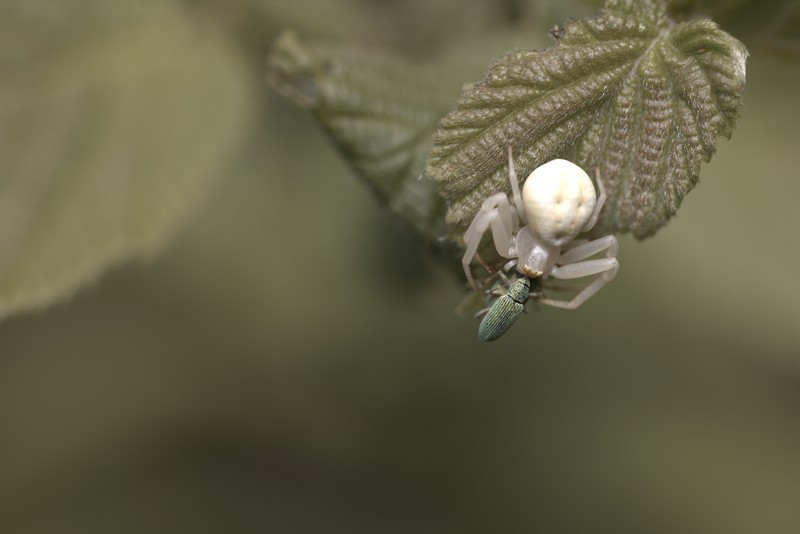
[462,148,618,310]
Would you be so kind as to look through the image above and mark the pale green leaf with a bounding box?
[266,30,461,262]
[426,0,748,240]
[0,2,254,318]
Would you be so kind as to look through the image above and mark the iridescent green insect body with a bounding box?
[478,276,532,342]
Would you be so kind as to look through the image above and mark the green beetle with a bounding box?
[477,276,532,342]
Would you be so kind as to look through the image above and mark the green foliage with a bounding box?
[0,2,254,319]
[266,0,749,293]
[3,3,800,533]
[0,0,752,319]
[426,0,748,240]
[266,30,462,261]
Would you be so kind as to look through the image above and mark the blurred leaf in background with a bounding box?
[0,1,255,319]
[1,1,800,534]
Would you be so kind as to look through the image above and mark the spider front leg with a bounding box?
[462,193,519,290]
[581,168,607,233]
[537,235,619,309]
[506,146,527,225]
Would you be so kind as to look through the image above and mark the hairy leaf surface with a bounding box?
[426,0,748,239]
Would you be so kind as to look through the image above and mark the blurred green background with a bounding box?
[1,1,800,533]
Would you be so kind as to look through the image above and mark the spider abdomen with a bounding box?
[522,159,596,247]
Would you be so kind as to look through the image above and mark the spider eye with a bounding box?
[522,266,542,278]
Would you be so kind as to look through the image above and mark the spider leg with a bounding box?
[561,238,588,252]
[502,258,518,273]
[473,274,513,319]
[507,146,527,225]
[581,168,607,233]
[462,193,518,290]
[464,193,516,243]
[537,235,619,309]
[474,307,490,319]
[473,252,495,274]
[557,235,618,265]
[537,260,618,309]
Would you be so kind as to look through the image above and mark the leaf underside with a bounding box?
[426,0,748,240]
[267,31,459,262]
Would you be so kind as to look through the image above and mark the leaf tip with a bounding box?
[265,30,323,108]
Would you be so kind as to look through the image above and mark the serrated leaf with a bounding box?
[0,2,253,319]
[426,0,748,240]
[266,30,461,262]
